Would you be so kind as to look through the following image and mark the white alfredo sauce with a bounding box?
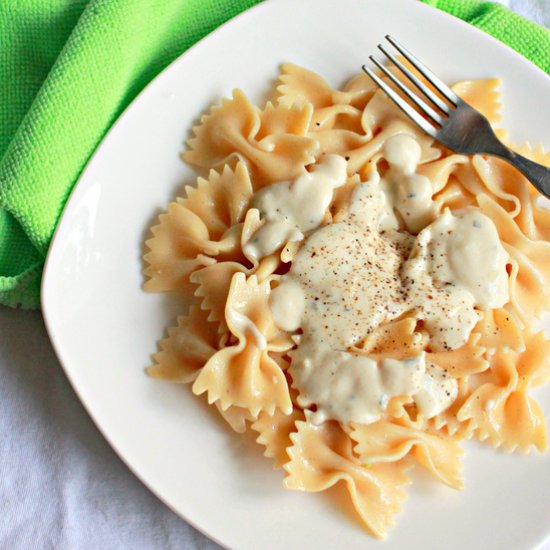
[410,209,510,310]
[290,349,457,425]
[243,155,347,261]
[256,135,508,425]
[380,133,437,234]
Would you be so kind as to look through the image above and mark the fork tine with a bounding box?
[361,65,437,138]
[377,44,450,114]
[385,35,459,105]
[369,55,445,126]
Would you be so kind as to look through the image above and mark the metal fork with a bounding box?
[362,35,550,198]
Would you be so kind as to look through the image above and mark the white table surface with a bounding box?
[1,1,549,549]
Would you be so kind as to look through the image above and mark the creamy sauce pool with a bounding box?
[244,134,510,425]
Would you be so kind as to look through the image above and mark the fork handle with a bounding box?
[489,143,550,198]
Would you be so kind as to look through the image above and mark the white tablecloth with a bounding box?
[1,2,549,549]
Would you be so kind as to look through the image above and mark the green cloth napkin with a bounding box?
[0,0,549,309]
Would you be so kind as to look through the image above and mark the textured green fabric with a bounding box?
[0,0,549,309]
[421,0,550,74]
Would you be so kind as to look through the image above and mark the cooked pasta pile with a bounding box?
[143,63,550,539]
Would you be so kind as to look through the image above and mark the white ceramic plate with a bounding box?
[42,0,550,548]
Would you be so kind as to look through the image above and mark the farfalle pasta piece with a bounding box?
[184,89,318,183]
[343,91,441,175]
[519,195,550,242]
[148,305,220,383]
[386,395,418,424]
[284,416,410,539]
[145,162,257,294]
[427,332,488,378]
[360,89,403,136]
[477,193,550,321]
[473,155,526,218]
[430,378,474,438]
[280,240,301,264]
[252,405,305,468]
[452,79,502,126]
[355,317,425,358]
[311,104,363,133]
[277,63,352,108]
[350,420,464,489]
[312,128,369,160]
[344,123,439,179]
[474,308,524,353]
[453,161,488,197]
[329,174,361,218]
[311,108,395,163]
[191,254,281,332]
[457,331,550,452]
[417,154,468,194]
[268,351,291,372]
[342,72,379,109]
[143,202,222,293]
[184,161,253,238]
[433,180,476,211]
[193,273,293,416]
[516,330,550,388]
[360,88,437,151]
[191,261,249,327]
[472,154,550,242]
[490,143,550,239]
[184,89,258,167]
[277,64,363,134]
[257,100,313,138]
[240,208,289,270]
[240,208,264,265]
[215,402,257,434]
